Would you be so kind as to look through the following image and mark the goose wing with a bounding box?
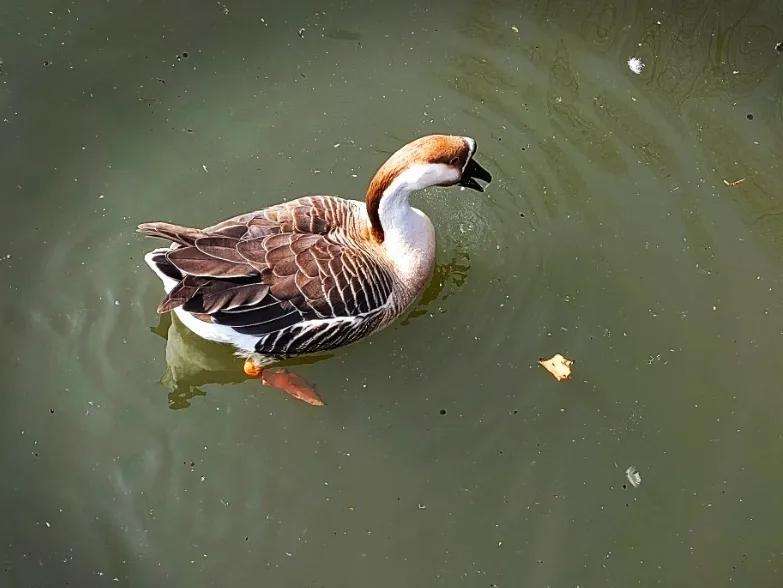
[139,197,396,355]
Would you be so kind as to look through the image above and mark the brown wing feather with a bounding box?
[199,282,270,313]
[137,222,205,246]
[157,275,206,313]
[194,236,246,263]
[141,196,395,341]
[166,246,256,278]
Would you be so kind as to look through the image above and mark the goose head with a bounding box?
[366,134,492,242]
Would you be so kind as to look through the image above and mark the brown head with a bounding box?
[365,134,492,242]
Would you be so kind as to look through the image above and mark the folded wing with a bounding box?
[139,197,395,355]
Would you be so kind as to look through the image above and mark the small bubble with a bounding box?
[439,409,446,415]
[746,113,754,120]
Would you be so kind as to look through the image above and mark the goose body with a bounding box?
[140,134,491,363]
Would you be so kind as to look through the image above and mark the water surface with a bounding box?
[2,0,783,585]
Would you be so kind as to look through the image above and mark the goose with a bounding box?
[139,134,492,405]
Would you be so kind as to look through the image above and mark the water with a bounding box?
[2,0,783,585]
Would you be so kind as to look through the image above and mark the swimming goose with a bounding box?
[139,134,492,405]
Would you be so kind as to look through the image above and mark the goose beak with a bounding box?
[459,158,492,192]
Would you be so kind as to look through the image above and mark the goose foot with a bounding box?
[243,358,324,406]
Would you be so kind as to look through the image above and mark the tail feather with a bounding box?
[137,222,205,247]
[140,222,216,315]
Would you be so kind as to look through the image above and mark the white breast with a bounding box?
[381,206,435,296]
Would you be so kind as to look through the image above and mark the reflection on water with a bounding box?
[401,249,470,324]
[152,313,244,409]
[3,0,783,586]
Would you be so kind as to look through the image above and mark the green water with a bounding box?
[3,0,783,585]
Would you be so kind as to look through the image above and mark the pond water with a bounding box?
[3,0,783,585]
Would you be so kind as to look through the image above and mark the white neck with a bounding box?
[376,164,454,289]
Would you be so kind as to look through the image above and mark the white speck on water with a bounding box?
[625,465,642,488]
[201,164,208,173]
[417,503,427,510]
[333,143,340,148]
[627,56,645,74]
[511,25,519,33]
[732,70,739,74]
[98,194,104,199]
[114,300,120,306]
[45,521,51,528]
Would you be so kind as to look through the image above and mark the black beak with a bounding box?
[459,158,492,192]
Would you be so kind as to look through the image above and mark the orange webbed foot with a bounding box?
[244,358,324,406]
[261,369,324,406]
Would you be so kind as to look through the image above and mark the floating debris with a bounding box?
[722,178,745,187]
[201,164,208,173]
[627,56,645,75]
[538,354,573,381]
[297,27,306,38]
[625,465,642,488]
[511,25,519,33]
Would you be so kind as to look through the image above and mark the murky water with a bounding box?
[3,0,783,585]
